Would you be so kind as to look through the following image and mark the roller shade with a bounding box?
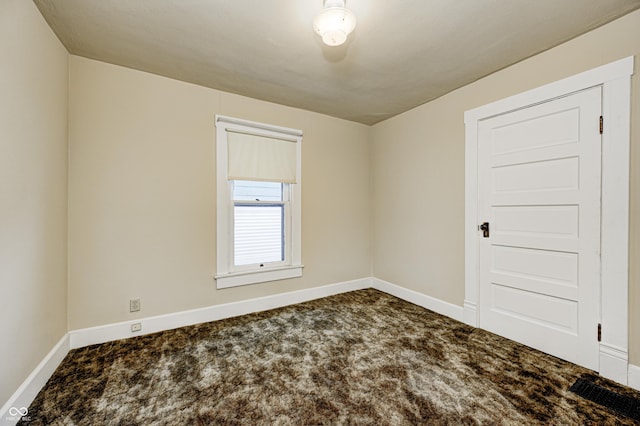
[227,130,297,183]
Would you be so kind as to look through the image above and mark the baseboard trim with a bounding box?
[69,276,468,349]
[6,277,635,423]
[463,300,478,327]
[69,277,372,349]
[628,364,640,391]
[599,342,629,385]
[0,334,69,425]
[372,278,464,322]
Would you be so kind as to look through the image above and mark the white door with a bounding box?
[478,87,602,371]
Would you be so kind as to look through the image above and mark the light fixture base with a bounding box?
[324,0,345,8]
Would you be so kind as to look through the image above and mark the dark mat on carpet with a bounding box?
[571,377,640,422]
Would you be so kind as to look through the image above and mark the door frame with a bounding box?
[464,57,633,384]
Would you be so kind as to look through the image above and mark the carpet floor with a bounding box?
[20,289,640,425]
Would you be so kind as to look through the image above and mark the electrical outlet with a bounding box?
[130,298,140,312]
[131,323,142,332]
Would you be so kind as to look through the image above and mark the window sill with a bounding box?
[215,265,303,289]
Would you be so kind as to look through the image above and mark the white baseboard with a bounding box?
[4,277,636,425]
[628,363,640,391]
[372,278,464,322]
[599,342,629,385]
[69,276,469,349]
[69,277,372,349]
[0,334,69,425]
[463,300,478,327]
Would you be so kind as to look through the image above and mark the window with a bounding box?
[215,115,302,289]
[232,180,286,267]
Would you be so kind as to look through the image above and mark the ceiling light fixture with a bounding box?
[313,0,357,47]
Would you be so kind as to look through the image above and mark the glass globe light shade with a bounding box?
[313,6,356,47]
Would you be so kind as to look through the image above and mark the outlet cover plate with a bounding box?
[130,298,140,312]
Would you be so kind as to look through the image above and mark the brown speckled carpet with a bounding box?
[20,289,640,425]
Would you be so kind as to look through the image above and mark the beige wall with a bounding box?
[372,10,640,363]
[68,56,371,329]
[0,1,69,404]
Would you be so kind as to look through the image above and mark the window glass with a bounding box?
[232,180,286,267]
[233,181,283,202]
[233,204,284,266]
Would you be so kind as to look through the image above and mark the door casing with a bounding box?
[464,57,633,385]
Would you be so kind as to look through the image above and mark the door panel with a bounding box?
[493,205,579,238]
[478,87,602,371]
[492,246,578,285]
[491,108,579,155]
[491,246,578,300]
[492,157,579,192]
[490,284,578,333]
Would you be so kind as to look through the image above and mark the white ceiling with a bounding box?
[34,0,640,125]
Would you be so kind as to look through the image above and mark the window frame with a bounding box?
[215,115,303,289]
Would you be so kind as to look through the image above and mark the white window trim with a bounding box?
[464,56,633,384]
[215,115,303,289]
